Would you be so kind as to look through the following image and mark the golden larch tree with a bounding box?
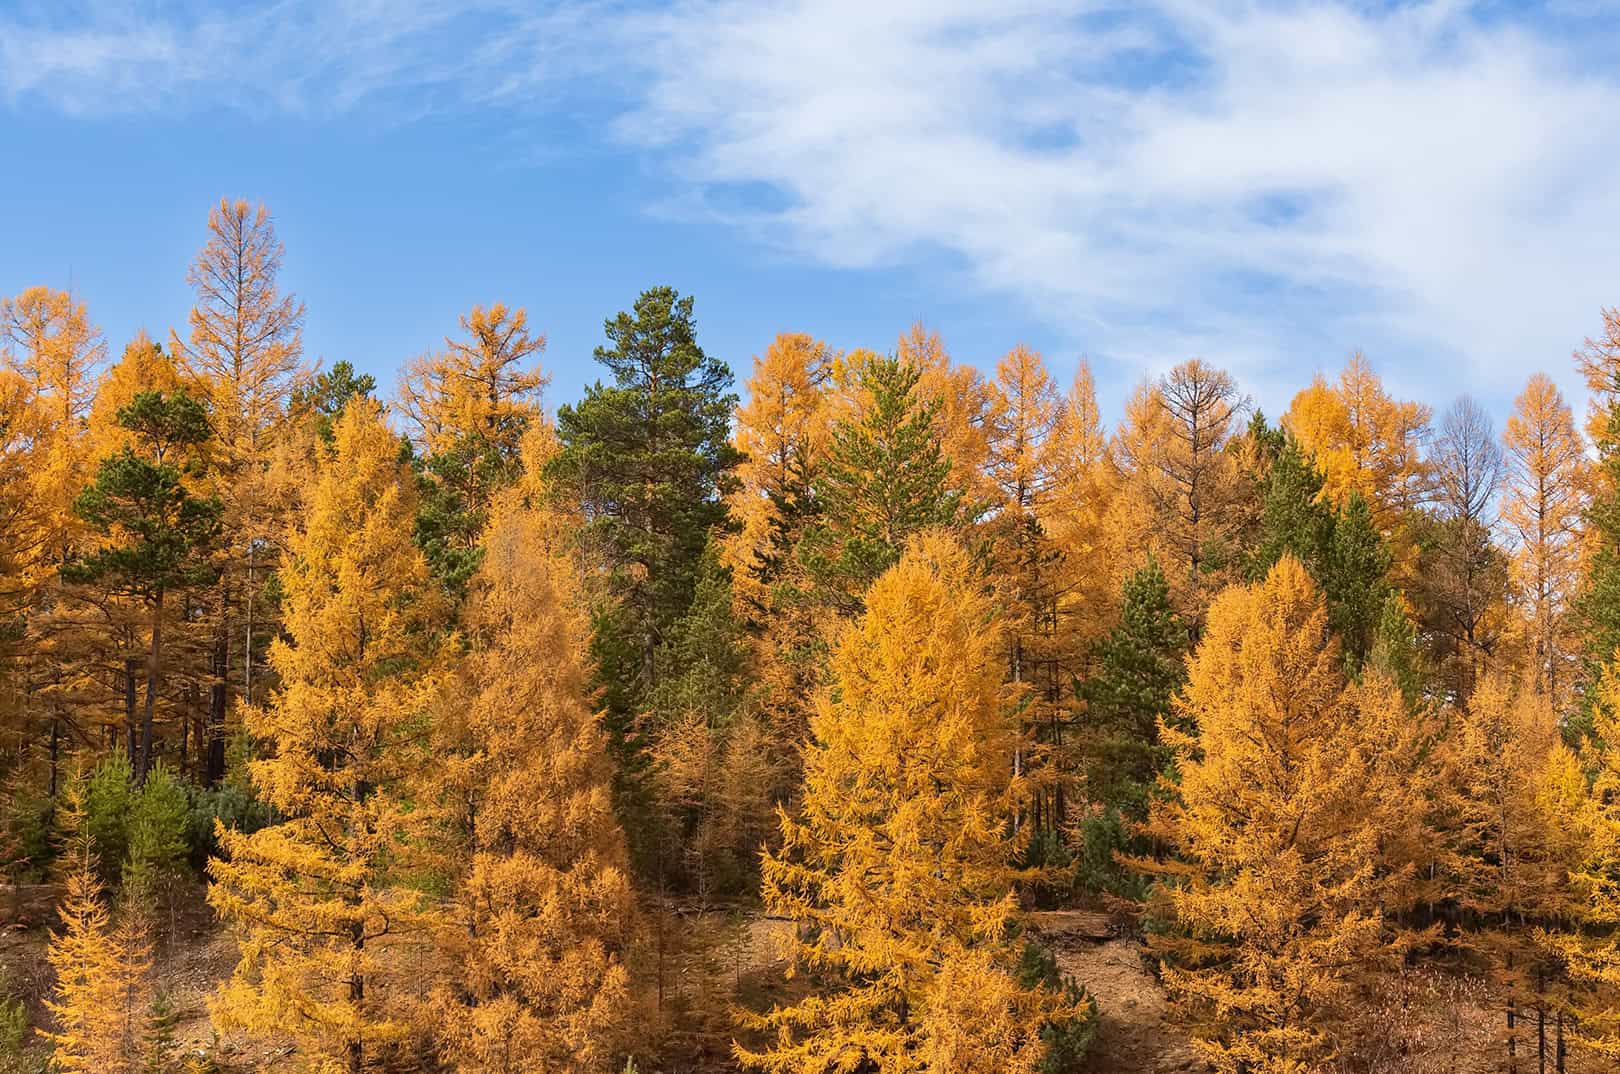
[983,344,1080,829]
[45,784,154,1074]
[207,398,445,1074]
[1442,671,1582,1063]
[898,324,995,502]
[1547,653,1620,1059]
[431,423,635,1073]
[1283,351,1431,531]
[396,302,548,459]
[1145,556,1425,1073]
[1502,373,1585,705]
[739,532,1090,1074]
[1113,359,1246,624]
[173,197,308,737]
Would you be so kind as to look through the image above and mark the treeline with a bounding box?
[4,198,1620,1073]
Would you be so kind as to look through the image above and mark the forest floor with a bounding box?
[0,884,1599,1073]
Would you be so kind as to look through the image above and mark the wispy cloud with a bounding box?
[4,1,1620,402]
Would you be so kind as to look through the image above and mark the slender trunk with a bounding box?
[1508,1004,1518,1074]
[125,656,139,766]
[348,919,365,1074]
[207,585,229,786]
[139,588,164,784]
[47,719,59,798]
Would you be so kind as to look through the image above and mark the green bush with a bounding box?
[1073,806,1149,902]
[83,754,134,884]
[124,763,191,906]
[187,780,272,867]
[1018,828,1075,908]
[1,781,55,882]
[1017,937,1098,1073]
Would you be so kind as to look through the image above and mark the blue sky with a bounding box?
[3,1,1619,422]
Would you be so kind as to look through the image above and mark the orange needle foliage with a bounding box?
[1145,556,1429,1073]
[431,424,635,1073]
[739,532,1088,1074]
[208,399,447,1074]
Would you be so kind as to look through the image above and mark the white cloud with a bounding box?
[4,0,1619,405]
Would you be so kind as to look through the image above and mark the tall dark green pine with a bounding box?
[1247,432,1334,580]
[413,429,529,601]
[548,287,741,838]
[795,355,961,614]
[64,390,222,784]
[1074,558,1188,897]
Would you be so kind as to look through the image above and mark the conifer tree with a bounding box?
[795,355,962,615]
[64,389,222,782]
[401,304,548,599]
[1547,652,1620,1058]
[1443,672,1581,1065]
[207,399,445,1074]
[1077,558,1188,821]
[740,533,1090,1073]
[1144,557,1426,1072]
[722,332,832,790]
[1502,373,1585,706]
[45,784,152,1074]
[432,424,634,1073]
[549,287,740,767]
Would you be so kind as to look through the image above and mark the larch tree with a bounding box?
[63,389,222,783]
[1044,361,1119,655]
[399,303,548,598]
[1442,672,1582,1066]
[1546,649,1620,1059]
[898,323,995,502]
[739,533,1091,1074]
[44,783,154,1074]
[984,345,1080,831]
[1143,557,1426,1073]
[1283,351,1432,533]
[1501,374,1585,707]
[173,198,307,786]
[720,332,831,784]
[1412,395,1510,702]
[207,399,446,1074]
[432,423,635,1074]
[0,286,106,563]
[1113,359,1246,626]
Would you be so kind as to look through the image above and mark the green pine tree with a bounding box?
[64,389,222,783]
[1577,403,1620,740]
[796,355,962,614]
[548,287,742,865]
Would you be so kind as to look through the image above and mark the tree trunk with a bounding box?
[125,655,139,765]
[138,588,164,784]
[207,588,229,786]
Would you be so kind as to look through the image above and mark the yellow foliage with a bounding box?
[207,399,447,1073]
[1282,352,1431,531]
[1112,360,1246,621]
[44,786,153,1074]
[739,533,1087,1073]
[1148,557,1426,1073]
[431,426,635,1073]
[397,302,547,457]
[898,323,995,501]
[1502,373,1586,706]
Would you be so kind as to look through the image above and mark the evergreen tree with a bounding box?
[739,534,1090,1073]
[63,389,222,782]
[207,399,446,1074]
[795,355,962,615]
[549,287,740,763]
[1077,558,1189,819]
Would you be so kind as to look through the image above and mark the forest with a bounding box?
[2,197,1620,1074]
